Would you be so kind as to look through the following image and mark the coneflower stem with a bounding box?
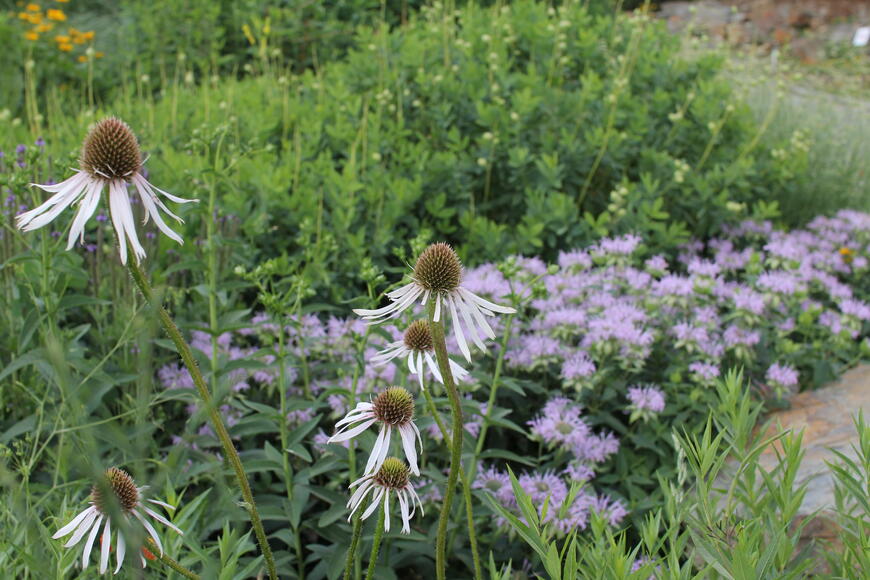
[126,257,278,580]
[364,504,386,580]
[151,541,200,580]
[343,498,367,580]
[428,301,481,580]
[422,387,482,580]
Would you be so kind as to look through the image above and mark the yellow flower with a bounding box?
[77,55,87,63]
[58,42,73,51]
[26,4,40,12]
[24,31,39,41]
[47,9,66,21]
[94,51,104,58]
[55,34,71,43]
[19,12,29,20]
[58,0,70,2]
[241,23,255,46]
[36,23,54,32]
[839,247,854,263]
[83,31,95,41]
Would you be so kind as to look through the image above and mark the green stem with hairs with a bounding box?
[428,300,481,580]
[364,504,387,580]
[126,258,278,580]
[343,497,367,580]
[152,543,200,580]
[422,387,482,580]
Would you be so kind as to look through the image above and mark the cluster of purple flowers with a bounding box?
[473,464,626,535]
[462,211,870,399]
[528,397,619,467]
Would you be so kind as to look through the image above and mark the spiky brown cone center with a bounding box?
[91,467,139,514]
[374,457,410,489]
[403,320,433,352]
[80,117,142,181]
[372,387,414,426]
[413,242,462,293]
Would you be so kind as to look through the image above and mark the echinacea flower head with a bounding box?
[353,242,516,362]
[52,468,182,574]
[16,117,197,264]
[327,386,422,476]
[370,319,469,389]
[347,457,424,534]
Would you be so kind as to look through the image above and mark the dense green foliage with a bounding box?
[0,0,868,579]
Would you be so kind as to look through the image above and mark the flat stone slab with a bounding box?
[757,364,869,515]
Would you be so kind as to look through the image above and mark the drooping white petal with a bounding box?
[143,507,184,535]
[361,488,384,520]
[398,425,419,476]
[30,170,88,193]
[454,293,487,353]
[99,517,111,574]
[397,491,410,534]
[459,287,516,314]
[111,180,146,263]
[82,514,103,569]
[146,499,175,510]
[66,179,103,250]
[384,490,391,533]
[407,350,417,376]
[347,479,375,515]
[370,341,406,365]
[135,179,184,244]
[447,295,471,362]
[425,352,444,384]
[131,174,184,224]
[133,510,163,556]
[329,417,377,443]
[18,171,88,213]
[17,173,91,231]
[53,506,96,539]
[64,507,100,548]
[385,281,420,300]
[449,359,470,382]
[364,425,391,475]
[137,175,198,205]
[409,486,424,517]
[410,421,423,454]
[115,529,126,574]
[434,293,442,322]
[458,289,497,340]
[108,180,129,264]
[361,284,424,322]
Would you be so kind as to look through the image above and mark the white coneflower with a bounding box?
[370,320,469,389]
[353,242,516,362]
[328,387,422,476]
[16,117,197,264]
[348,457,424,534]
[52,468,182,574]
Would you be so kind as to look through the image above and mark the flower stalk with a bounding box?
[126,256,278,580]
[152,540,201,580]
[428,300,481,580]
[421,388,482,580]
[343,502,366,580]
[365,504,387,580]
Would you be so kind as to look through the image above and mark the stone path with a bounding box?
[758,364,869,516]
[659,0,870,60]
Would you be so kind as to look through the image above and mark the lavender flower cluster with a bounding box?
[462,211,870,400]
